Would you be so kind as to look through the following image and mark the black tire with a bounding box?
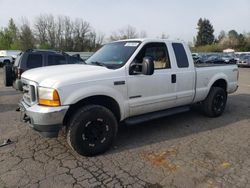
[3,60,11,65]
[67,105,118,156]
[3,65,13,87]
[203,87,227,117]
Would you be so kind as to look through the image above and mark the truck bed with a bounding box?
[193,63,238,103]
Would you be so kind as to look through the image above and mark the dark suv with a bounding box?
[3,49,84,90]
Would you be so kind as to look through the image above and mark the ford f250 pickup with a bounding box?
[18,39,239,156]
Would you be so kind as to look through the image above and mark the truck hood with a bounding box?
[21,64,112,87]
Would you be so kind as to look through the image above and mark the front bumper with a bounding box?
[13,79,23,91]
[19,100,69,138]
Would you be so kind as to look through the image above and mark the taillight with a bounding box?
[17,68,24,79]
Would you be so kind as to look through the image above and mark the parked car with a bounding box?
[0,50,21,67]
[194,54,207,64]
[192,53,204,64]
[221,54,237,64]
[237,55,250,67]
[18,39,238,156]
[197,53,237,64]
[0,56,14,67]
[204,54,225,64]
[3,49,84,90]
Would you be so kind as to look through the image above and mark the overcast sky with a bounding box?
[0,0,249,42]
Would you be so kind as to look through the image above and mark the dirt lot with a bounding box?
[0,68,249,188]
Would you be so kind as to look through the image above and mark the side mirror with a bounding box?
[141,57,154,75]
[129,56,154,75]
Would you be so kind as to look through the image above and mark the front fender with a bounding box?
[59,84,127,120]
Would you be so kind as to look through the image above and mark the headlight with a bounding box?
[38,87,61,107]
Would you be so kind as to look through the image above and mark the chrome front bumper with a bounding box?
[19,100,69,138]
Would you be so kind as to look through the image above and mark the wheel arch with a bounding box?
[211,79,227,92]
[63,95,121,126]
[206,73,229,97]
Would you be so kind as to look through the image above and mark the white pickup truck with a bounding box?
[18,39,238,156]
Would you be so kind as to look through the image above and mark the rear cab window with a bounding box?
[172,43,189,68]
[26,54,43,69]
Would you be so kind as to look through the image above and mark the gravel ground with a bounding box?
[0,68,249,188]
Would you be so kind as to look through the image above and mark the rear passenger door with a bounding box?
[171,43,195,106]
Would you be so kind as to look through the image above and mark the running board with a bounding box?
[124,106,190,125]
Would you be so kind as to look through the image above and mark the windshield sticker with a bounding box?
[124,42,139,47]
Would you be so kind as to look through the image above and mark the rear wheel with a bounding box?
[203,87,227,117]
[67,105,118,156]
[3,65,13,87]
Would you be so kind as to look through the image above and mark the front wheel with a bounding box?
[203,87,227,117]
[67,105,118,156]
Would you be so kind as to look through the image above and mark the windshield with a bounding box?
[85,41,141,69]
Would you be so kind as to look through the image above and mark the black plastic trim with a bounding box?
[114,81,125,85]
[124,106,190,125]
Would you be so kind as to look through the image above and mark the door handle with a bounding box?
[171,74,176,83]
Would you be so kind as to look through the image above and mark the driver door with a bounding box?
[127,42,177,117]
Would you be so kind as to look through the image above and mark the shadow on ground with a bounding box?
[106,94,250,155]
[0,104,19,113]
[0,90,20,97]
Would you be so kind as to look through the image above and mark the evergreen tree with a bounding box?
[0,18,20,50]
[19,23,36,50]
[195,18,215,46]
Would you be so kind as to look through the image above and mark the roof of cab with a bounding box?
[114,38,185,44]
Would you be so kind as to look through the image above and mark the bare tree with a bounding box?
[160,33,169,39]
[46,15,56,48]
[73,18,91,51]
[63,16,74,50]
[109,25,138,41]
[96,32,105,47]
[139,30,147,38]
[120,25,138,39]
[34,15,48,47]
[86,31,105,51]
[55,16,64,49]
[33,14,110,51]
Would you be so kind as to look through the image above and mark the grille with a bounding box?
[22,80,37,106]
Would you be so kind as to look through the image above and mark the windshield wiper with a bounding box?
[90,61,106,67]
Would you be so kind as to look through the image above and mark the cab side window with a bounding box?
[172,43,189,68]
[48,55,66,66]
[134,42,170,69]
[26,54,43,69]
